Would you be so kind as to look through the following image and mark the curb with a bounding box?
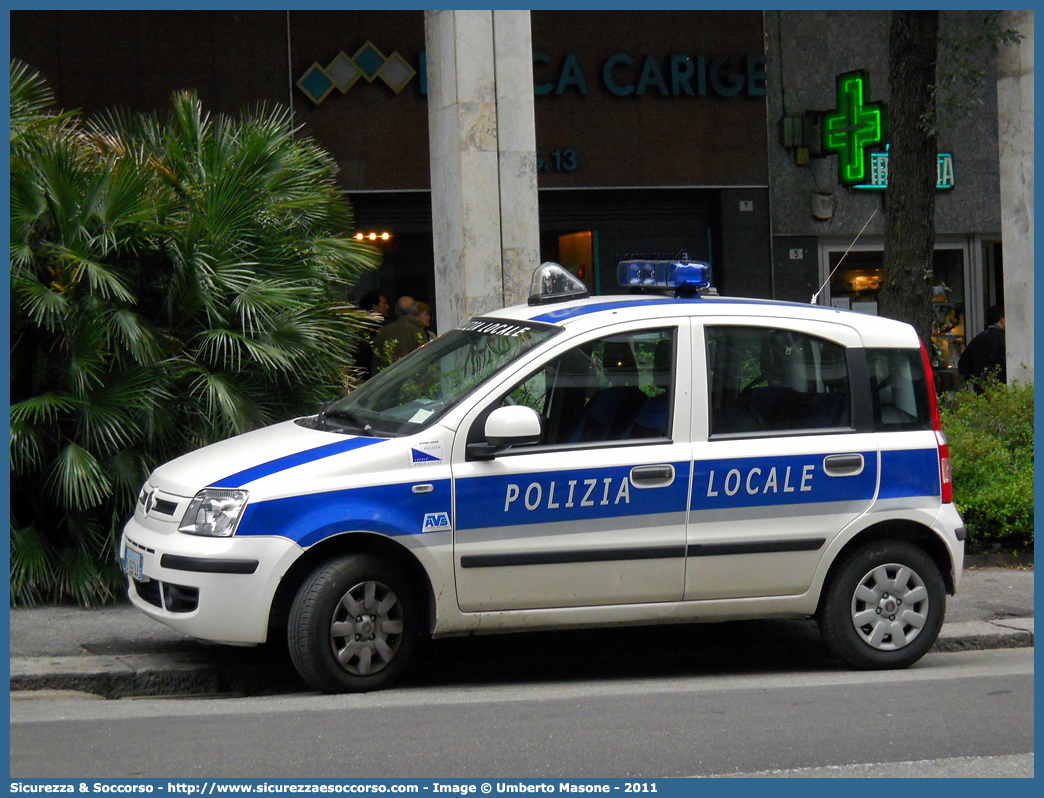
[964,553,1034,569]
[931,618,1034,653]
[9,654,227,699]
[10,618,1034,699]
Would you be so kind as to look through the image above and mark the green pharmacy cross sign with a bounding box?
[822,70,888,186]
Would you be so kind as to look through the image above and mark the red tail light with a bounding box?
[920,340,953,503]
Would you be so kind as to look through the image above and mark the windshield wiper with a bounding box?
[318,402,375,436]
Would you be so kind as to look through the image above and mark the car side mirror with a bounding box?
[466,405,544,461]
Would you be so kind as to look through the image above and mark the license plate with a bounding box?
[123,549,146,582]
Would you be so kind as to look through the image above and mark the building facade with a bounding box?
[11,9,1027,382]
[764,10,1010,381]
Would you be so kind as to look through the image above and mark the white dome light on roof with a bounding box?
[527,262,591,306]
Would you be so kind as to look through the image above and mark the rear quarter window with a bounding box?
[865,348,932,431]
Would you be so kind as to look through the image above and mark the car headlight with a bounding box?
[178,489,250,537]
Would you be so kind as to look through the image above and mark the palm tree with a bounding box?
[92,91,381,446]
[10,60,166,604]
[10,61,379,605]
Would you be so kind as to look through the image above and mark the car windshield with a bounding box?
[321,318,560,437]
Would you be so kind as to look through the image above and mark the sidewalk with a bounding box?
[9,563,1033,698]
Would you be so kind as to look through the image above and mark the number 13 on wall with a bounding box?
[537,148,578,172]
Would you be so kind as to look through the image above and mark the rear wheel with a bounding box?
[288,555,418,693]
[819,540,945,670]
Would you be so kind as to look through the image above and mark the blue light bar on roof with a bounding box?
[617,259,712,296]
[618,260,666,288]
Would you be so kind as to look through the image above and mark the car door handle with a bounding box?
[630,464,675,487]
[823,453,865,476]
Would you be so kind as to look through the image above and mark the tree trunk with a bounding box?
[881,11,938,349]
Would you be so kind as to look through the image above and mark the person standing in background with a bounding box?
[958,304,1006,391]
[353,288,391,380]
[373,295,427,370]
[413,301,435,343]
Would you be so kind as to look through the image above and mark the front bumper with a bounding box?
[120,514,303,645]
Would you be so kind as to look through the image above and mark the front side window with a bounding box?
[321,319,559,436]
[706,326,851,436]
[492,328,677,447]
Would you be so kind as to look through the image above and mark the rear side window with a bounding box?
[706,326,851,436]
[865,348,932,431]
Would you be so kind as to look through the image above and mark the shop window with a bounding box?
[825,247,967,373]
[828,250,883,315]
[930,250,966,371]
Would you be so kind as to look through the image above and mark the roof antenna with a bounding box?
[811,207,879,305]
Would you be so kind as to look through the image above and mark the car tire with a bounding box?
[819,539,945,670]
[288,554,418,693]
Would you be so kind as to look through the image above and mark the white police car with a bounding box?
[120,260,964,692]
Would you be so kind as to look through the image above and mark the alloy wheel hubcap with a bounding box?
[329,580,404,676]
[850,563,929,651]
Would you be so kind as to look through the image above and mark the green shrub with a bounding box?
[940,379,1034,553]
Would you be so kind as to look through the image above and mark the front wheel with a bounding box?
[288,555,418,693]
[819,540,945,670]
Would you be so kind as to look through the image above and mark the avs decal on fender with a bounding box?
[423,512,452,532]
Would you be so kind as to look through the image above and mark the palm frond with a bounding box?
[10,59,78,153]
[105,308,164,365]
[10,166,50,248]
[31,138,98,245]
[10,418,47,475]
[126,365,179,447]
[47,442,112,510]
[52,546,112,607]
[10,524,53,607]
[105,449,153,510]
[66,323,109,397]
[193,327,296,373]
[207,258,265,296]
[231,279,314,334]
[10,393,79,426]
[76,390,144,456]
[64,510,119,555]
[10,59,56,126]
[10,241,37,270]
[89,146,160,234]
[10,270,71,331]
[167,91,211,173]
[314,235,382,265]
[186,368,264,437]
[53,244,136,302]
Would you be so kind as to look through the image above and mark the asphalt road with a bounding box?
[10,648,1033,778]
